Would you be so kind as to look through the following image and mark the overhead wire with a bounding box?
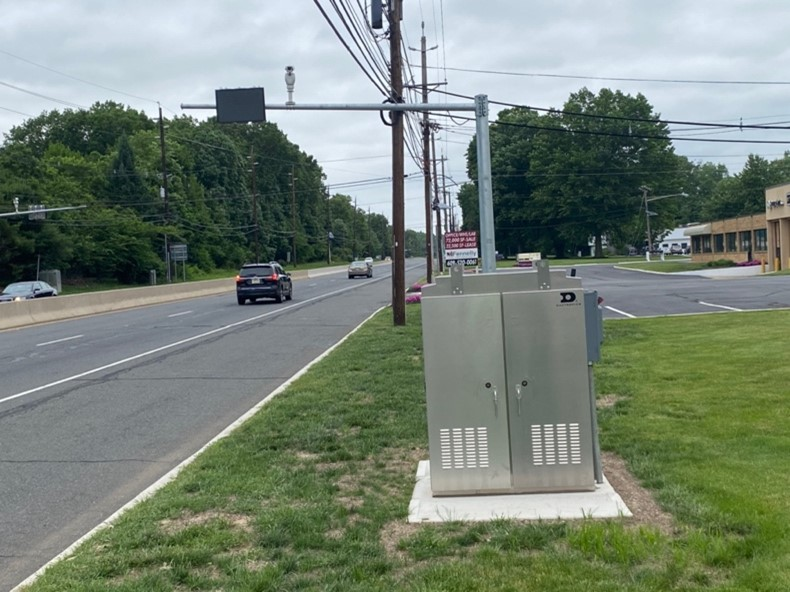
[311,0,390,97]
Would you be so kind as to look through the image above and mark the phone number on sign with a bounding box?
[445,259,479,266]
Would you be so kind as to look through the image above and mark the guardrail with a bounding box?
[0,269,315,330]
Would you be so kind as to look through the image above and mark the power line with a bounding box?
[436,89,790,131]
[0,48,162,105]
[312,0,390,97]
[428,65,790,86]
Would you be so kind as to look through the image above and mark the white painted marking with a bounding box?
[604,305,636,318]
[36,335,84,347]
[698,301,742,312]
[167,310,193,318]
[0,281,365,407]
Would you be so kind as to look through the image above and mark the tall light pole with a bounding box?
[640,187,688,261]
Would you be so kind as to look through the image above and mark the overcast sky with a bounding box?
[3,1,790,231]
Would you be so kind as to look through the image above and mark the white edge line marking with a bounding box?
[0,280,369,407]
[698,301,743,312]
[604,305,636,318]
[36,335,84,347]
[167,310,193,318]
[11,304,388,592]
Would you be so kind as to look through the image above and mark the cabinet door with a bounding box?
[502,290,595,492]
[421,293,512,494]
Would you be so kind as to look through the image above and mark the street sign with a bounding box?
[169,243,188,262]
[27,204,46,220]
[215,88,266,123]
[444,231,479,266]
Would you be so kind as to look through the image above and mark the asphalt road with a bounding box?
[564,264,790,318]
[0,261,425,592]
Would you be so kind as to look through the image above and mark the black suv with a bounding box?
[236,262,293,304]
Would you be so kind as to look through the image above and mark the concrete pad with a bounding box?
[408,461,631,523]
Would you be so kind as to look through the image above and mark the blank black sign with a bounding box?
[215,88,266,123]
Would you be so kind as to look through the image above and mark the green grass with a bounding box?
[615,260,716,273]
[23,308,790,591]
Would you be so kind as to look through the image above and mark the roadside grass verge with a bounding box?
[24,309,790,591]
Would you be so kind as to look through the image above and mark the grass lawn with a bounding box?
[23,308,790,591]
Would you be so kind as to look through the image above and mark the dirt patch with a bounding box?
[602,451,675,535]
[597,394,625,408]
[159,510,253,536]
[380,519,418,561]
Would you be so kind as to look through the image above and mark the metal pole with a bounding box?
[390,0,406,326]
[474,95,496,273]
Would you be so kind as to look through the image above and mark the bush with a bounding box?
[706,259,737,268]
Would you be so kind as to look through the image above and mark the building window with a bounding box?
[692,236,701,253]
[726,232,737,252]
[702,236,712,253]
[714,234,724,252]
[739,231,752,252]
[754,228,767,251]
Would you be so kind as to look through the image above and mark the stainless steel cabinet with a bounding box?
[421,266,600,496]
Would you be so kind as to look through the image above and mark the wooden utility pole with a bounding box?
[440,154,448,234]
[250,148,260,263]
[431,130,443,273]
[290,164,297,266]
[326,189,332,264]
[418,24,433,284]
[390,0,406,326]
[158,105,171,283]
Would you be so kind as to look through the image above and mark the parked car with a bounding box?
[235,262,292,304]
[348,260,373,279]
[0,280,58,302]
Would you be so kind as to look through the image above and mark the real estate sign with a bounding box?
[444,231,479,266]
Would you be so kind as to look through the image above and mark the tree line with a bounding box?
[458,87,790,258]
[0,101,427,286]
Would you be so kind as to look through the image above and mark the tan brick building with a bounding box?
[765,182,790,271]
[684,214,767,265]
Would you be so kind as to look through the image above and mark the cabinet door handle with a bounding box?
[492,387,498,417]
[515,384,522,416]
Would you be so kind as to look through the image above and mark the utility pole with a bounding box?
[642,186,652,262]
[326,188,332,265]
[353,197,358,258]
[413,23,435,284]
[389,0,406,326]
[431,130,443,273]
[250,148,260,262]
[158,105,171,283]
[440,154,448,234]
[290,164,297,266]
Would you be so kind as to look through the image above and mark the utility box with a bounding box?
[420,262,603,496]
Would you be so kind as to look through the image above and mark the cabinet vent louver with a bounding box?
[439,427,490,470]
[531,423,582,466]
